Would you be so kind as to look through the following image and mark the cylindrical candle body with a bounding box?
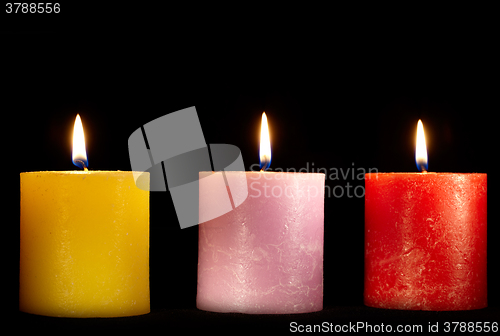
[197,171,324,314]
[20,171,150,317]
[364,173,487,311]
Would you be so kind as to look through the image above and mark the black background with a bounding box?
[3,4,499,332]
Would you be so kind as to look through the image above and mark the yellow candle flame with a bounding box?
[72,114,88,170]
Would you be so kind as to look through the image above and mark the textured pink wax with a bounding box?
[197,171,324,314]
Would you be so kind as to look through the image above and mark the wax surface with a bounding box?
[20,171,150,317]
[364,173,487,311]
[197,171,324,314]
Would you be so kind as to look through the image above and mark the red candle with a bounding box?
[364,120,487,311]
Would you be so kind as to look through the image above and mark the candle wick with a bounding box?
[418,163,428,174]
[75,159,88,172]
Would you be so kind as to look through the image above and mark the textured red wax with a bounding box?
[364,173,487,311]
[197,172,324,314]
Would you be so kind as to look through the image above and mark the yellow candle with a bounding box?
[20,171,150,317]
[20,115,150,317]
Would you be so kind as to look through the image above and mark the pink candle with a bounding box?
[197,171,324,313]
[196,113,325,314]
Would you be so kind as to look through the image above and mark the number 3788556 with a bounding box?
[6,3,60,13]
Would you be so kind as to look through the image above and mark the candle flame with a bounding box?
[72,114,88,170]
[415,119,428,172]
[259,112,271,171]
